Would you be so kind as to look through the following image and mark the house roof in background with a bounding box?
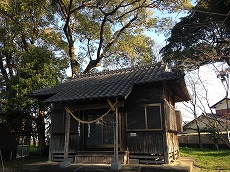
[183,113,227,129]
[30,63,190,103]
[211,98,230,108]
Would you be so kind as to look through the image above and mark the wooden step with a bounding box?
[129,154,164,159]
[52,153,77,162]
[75,151,128,164]
[129,153,165,164]
[77,151,127,155]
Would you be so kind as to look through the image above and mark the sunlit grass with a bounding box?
[180,147,230,171]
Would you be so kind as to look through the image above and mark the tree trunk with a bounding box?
[196,123,203,149]
[32,133,36,148]
[214,142,219,150]
[194,104,202,148]
[37,110,46,155]
[83,60,100,73]
[69,44,80,77]
[63,12,80,78]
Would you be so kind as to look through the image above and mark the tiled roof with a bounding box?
[183,113,228,129]
[210,98,230,108]
[30,63,190,103]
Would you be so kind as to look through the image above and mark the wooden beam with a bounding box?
[60,110,71,168]
[115,106,119,161]
[64,101,124,111]
[64,111,70,161]
[48,120,53,161]
[107,99,115,112]
[111,105,121,170]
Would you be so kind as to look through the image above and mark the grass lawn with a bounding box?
[180,147,230,171]
[2,148,48,172]
[4,156,48,172]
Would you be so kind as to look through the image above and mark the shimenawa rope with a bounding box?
[64,101,118,124]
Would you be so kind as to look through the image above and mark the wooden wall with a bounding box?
[179,133,228,146]
[175,111,183,133]
[125,83,163,105]
[127,131,164,154]
[165,102,177,132]
[51,134,79,153]
[125,83,163,131]
[124,83,166,164]
[50,106,80,162]
[166,132,179,161]
[51,108,79,134]
[163,84,181,163]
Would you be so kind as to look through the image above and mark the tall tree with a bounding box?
[0,0,68,154]
[160,0,230,69]
[52,0,192,76]
[0,0,67,90]
[5,47,67,154]
[3,47,67,154]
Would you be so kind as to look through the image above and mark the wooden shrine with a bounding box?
[30,63,190,168]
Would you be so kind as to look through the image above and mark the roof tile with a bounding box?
[31,63,188,102]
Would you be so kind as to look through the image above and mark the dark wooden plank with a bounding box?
[51,108,79,134]
[51,134,79,153]
[125,83,163,105]
[129,155,164,159]
[51,110,65,133]
[139,160,165,164]
[146,106,162,129]
[127,131,164,154]
[127,106,145,130]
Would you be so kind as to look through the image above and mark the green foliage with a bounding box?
[52,0,193,74]
[102,34,155,69]
[17,47,67,92]
[161,0,230,69]
[0,0,69,109]
[0,1,68,136]
[2,47,67,132]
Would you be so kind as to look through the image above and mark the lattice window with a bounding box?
[127,104,162,131]
[87,112,114,145]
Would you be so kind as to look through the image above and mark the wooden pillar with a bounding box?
[60,110,71,168]
[48,134,52,161]
[48,114,53,161]
[114,106,119,162]
[163,102,170,164]
[111,106,122,170]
